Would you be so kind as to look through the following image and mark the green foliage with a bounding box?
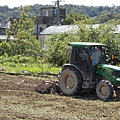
[65,12,94,24]
[95,12,120,23]
[0,55,34,64]
[0,55,60,74]
[7,6,35,40]
[43,34,71,66]
[44,21,120,66]
[0,6,40,58]
[1,5,120,25]
[0,6,60,74]
[0,4,48,25]
[0,5,120,73]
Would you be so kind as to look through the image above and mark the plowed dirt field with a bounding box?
[0,73,120,120]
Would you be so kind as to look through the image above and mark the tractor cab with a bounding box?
[69,42,106,87]
[59,42,120,100]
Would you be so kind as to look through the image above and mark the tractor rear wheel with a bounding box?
[59,67,82,95]
[96,80,114,100]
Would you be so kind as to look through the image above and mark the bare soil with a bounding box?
[0,73,120,120]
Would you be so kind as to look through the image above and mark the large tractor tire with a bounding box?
[59,67,82,96]
[96,80,114,100]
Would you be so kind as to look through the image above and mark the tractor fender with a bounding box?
[61,64,83,79]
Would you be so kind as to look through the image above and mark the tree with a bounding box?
[1,6,40,57]
[43,33,71,66]
[65,12,94,25]
[7,6,35,40]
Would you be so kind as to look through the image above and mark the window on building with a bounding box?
[0,28,6,35]
[46,10,48,16]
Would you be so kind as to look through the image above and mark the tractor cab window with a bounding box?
[92,47,106,66]
[70,47,89,68]
[79,49,89,60]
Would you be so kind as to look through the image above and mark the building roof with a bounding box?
[40,24,120,35]
[69,42,106,47]
[40,25,78,35]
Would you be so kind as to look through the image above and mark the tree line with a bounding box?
[1,4,120,25]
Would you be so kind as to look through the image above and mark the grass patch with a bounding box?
[0,56,61,74]
[1,62,61,74]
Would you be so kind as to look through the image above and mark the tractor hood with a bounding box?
[96,64,120,85]
[97,64,120,71]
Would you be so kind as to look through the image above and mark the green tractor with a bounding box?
[59,42,120,100]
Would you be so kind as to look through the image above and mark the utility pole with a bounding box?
[52,0,65,8]
[53,0,62,8]
[52,0,65,25]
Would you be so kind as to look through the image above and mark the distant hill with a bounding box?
[0,4,120,25]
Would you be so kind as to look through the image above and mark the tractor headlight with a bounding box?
[116,78,120,81]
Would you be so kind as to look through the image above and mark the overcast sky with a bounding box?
[1,0,120,8]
